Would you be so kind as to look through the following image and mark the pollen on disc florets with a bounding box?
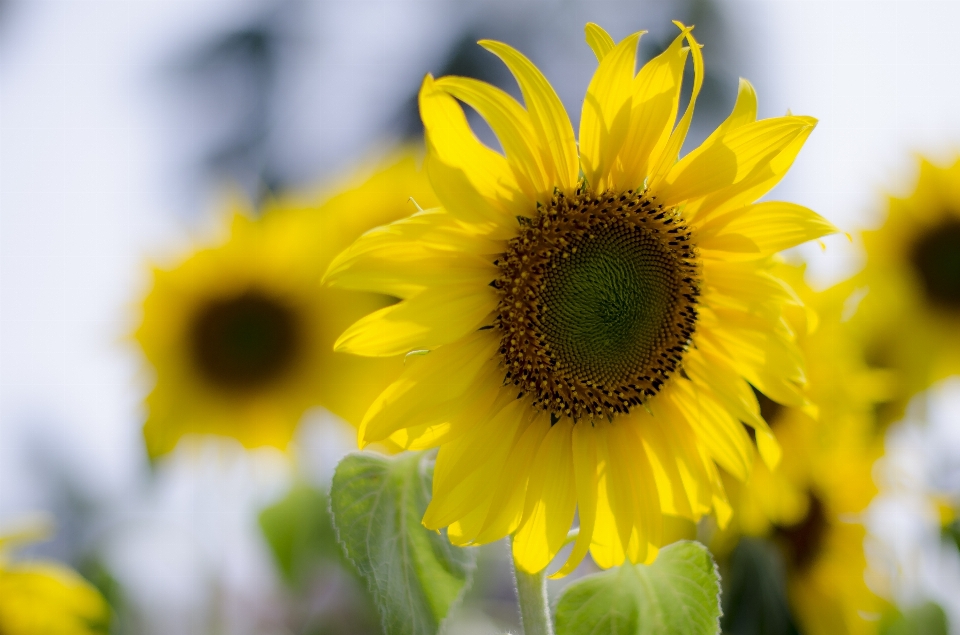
[492,185,700,421]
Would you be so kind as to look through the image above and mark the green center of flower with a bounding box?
[910,218,960,309]
[494,187,700,421]
[541,223,681,387]
[190,289,300,390]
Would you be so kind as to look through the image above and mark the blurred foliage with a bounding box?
[259,482,381,635]
[75,558,124,635]
[879,602,948,635]
[944,519,960,554]
[554,541,721,635]
[259,483,340,588]
[329,452,475,635]
[720,538,800,635]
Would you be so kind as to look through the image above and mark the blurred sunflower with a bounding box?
[717,266,889,635]
[325,22,835,574]
[0,519,110,635]
[136,152,437,457]
[855,156,960,422]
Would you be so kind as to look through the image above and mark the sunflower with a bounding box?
[136,153,437,457]
[716,266,889,635]
[325,22,834,574]
[855,156,960,423]
[0,519,110,635]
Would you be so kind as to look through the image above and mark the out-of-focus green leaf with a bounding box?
[554,540,721,635]
[258,482,339,587]
[880,602,948,635]
[77,557,120,634]
[720,537,800,635]
[943,519,960,554]
[329,451,475,635]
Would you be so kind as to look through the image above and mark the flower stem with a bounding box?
[512,545,554,635]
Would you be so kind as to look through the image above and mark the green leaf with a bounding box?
[720,537,800,635]
[259,482,340,587]
[554,540,722,635]
[943,519,960,554]
[329,451,475,635]
[880,602,949,635]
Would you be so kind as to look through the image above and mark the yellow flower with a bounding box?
[855,156,960,422]
[136,152,437,457]
[325,23,834,574]
[0,519,110,635]
[718,266,888,635]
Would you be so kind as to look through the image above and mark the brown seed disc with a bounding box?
[493,186,700,421]
[189,289,301,391]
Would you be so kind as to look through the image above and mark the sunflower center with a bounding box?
[494,187,700,421]
[774,492,828,571]
[189,289,300,390]
[910,218,960,309]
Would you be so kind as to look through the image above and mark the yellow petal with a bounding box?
[683,347,768,434]
[606,422,660,563]
[699,319,806,407]
[698,202,837,257]
[702,261,801,320]
[326,243,496,298]
[324,208,503,296]
[648,23,702,185]
[656,116,817,208]
[419,75,529,232]
[425,399,529,529]
[579,31,643,190]
[479,40,579,192]
[550,421,600,578]
[685,121,816,220]
[703,450,733,528]
[668,378,753,482]
[632,413,695,520]
[694,77,759,150]
[755,427,783,471]
[648,388,714,516]
[389,362,511,450]
[358,332,497,445]
[513,419,578,573]
[470,411,552,544]
[589,429,627,568]
[334,283,496,357]
[584,23,615,61]
[435,76,550,198]
[612,28,688,190]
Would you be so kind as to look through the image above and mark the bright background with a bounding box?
[3,1,960,633]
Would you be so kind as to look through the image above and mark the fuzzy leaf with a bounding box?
[329,451,474,635]
[555,540,721,635]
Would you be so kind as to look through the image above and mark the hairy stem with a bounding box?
[512,542,554,635]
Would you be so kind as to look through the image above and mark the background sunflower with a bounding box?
[853,157,960,425]
[0,518,110,635]
[715,265,889,635]
[136,153,437,457]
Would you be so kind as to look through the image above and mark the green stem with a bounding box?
[512,543,554,635]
